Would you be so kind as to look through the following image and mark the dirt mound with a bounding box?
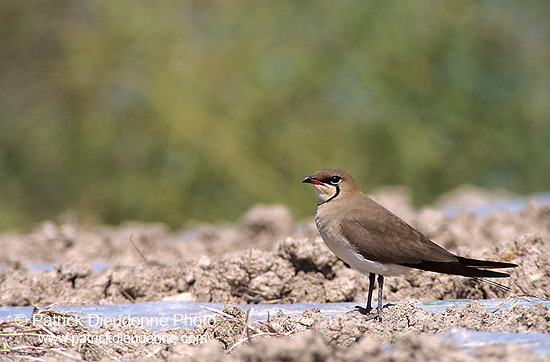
[0,230,547,307]
[1,195,549,307]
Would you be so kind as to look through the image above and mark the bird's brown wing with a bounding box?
[339,195,517,277]
[339,196,457,265]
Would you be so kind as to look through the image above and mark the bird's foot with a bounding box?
[363,312,381,321]
[353,305,372,315]
[351,305,382,321]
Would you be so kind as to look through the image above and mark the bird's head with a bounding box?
[302,168,360,205]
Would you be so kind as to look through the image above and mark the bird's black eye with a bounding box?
[329,176,342,185]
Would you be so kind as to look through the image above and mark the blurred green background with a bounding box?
[1,0,549,231]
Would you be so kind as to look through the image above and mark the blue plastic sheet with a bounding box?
[440,192,550,217]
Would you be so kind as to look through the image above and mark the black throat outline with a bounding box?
[318,185,340,206]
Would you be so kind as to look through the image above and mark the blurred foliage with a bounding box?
[0,0,549,230]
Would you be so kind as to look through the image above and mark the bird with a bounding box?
[302,167,517,320]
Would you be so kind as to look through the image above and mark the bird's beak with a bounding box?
[302,176,324,185]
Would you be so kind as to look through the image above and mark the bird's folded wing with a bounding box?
[339,200,457,265]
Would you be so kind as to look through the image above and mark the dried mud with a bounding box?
[0,188,549,361]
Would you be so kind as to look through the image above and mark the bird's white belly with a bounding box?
[316,219,411,277]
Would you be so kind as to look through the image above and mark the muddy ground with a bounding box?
[0,186,549,361]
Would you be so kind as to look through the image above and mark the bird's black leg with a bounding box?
[354,273,377,317]
[365,273,376,313]
[376,274,384,320]
[354,273,384,321]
